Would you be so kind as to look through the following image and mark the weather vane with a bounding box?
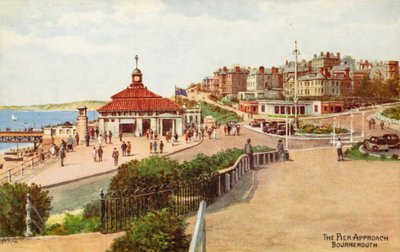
[135,55,139,69]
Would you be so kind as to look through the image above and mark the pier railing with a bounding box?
[0,151,52,184]
[100,150,280,233]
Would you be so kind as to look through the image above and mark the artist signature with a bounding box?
[0,237,18,244]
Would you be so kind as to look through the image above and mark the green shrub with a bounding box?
[0,183,52,237]
[391,154,399,160]
[45,213,100,235]
[107,209,190,252]
[380,154,387,160]
[83,200,100,219]
[382,107,400,120]
[362,152,369,158]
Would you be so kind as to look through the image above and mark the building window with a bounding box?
[300,106,305,115]
[275,106,279,114]
[314,105,318,112]
[280,106,285,114]
[261,105,265,112]
[253,106,256,112]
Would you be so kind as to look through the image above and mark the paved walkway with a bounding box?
[18,136,200,187]
[186,148,400,251]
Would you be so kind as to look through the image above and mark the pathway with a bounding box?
[186,148,400,251]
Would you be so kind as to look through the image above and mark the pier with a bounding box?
[0,130,44,150]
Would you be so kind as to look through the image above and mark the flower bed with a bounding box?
[382,107,400,120]
[298,123,349,134]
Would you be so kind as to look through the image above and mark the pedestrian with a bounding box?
[40,151,45,163]
[104,131,108,144]
[150,129,154,140]
[127,141,131,156]
[112,148,119,166]
[227,124,231,136]
[90,128,95,139]
[67,135,74,152]
[121,141,127,156]
[153,141,158,153]
[150,141,153,153]
[155,132,158,140]
[277,139,285,161]
[368,119,372,130]
[336,138,344,161]
[236,125,241,136]
[223,125,227,135]
[380,121,385,130]
[98,134,103,146]
[185,130,189,143]
[244,138,254,169]
[85,132,90,147]
[61,139,67,151]
[371,118,376,129]
[75,132,80,145]
[212,129,217,140]
[146,129,150,140]
[95,128,99,138]
[59,146,66,167]
[119,132,123,142]
[160,140,164,154]
[92,146,97,162]
[50,144,56,156]
[108,130,113,144]
[97,146,103,162]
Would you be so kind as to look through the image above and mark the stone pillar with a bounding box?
[160,119,163,136]
[77,107,88,144]
[136,118,143,135]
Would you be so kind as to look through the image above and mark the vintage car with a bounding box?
[363,136,389,152]
[382,134,400,149]
[250,119,265,128]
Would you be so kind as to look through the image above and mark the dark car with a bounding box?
[382,134,400,149]
[363,136,389,152]
[250,119,265,128]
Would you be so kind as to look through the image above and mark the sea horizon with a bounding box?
[0,110,98,153]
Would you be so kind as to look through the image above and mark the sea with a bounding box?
[0,110,98,153]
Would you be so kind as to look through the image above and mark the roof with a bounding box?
[98,98,182,112]
[111,87,161,99]
[297,72,326,81]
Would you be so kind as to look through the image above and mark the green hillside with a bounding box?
[0,100,108,111]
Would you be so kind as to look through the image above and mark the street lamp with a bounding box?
[350,112,354,143]
[361,112,365,137]
[332,117,336,147]
[293,41,300,127]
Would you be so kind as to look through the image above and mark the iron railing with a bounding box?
[100,150,280,233]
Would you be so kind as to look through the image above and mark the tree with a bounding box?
[0,183,52,237]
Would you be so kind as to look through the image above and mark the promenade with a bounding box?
[17,135,200,187]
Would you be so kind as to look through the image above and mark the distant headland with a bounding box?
[0,100,107,111]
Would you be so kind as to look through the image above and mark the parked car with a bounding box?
[250,119,265,128]
[363,137,389,152]
[382,134,400,149]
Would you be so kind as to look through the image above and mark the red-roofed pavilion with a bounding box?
[97,56,184,136]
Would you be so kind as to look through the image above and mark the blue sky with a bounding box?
[0,0,399,105]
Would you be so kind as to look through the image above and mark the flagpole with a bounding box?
[175,84,176,102]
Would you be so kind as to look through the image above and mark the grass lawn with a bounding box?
[345,146,399,161]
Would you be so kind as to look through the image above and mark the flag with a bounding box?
[175,87,187,97]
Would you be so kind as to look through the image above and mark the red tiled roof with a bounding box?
[98,98,182,112]
[111,87,161,99]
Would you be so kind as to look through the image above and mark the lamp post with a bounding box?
[361,111,365,137]
[293,41,300,127]
[332,117,336,147]
[285,90,289,150]
[350,112,354,143]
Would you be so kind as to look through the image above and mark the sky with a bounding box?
[0,0,399,106]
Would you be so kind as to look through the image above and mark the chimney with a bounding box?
[259,66,265,74]
[320,52,323,56]
[285,59,288,65]
[337,52,340,58]
[223,66,228,72]
[327,52,330,58]
[345,67,350,78]
[235,66,240,73]
[271,66,278,74]
[314,54,317,58]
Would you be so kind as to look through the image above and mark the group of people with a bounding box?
[368,118,389,130]
[120,141,132,156]
[223,123,241,136]
[150,140,164,154]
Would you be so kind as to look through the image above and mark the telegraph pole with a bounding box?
[293,41,300,127]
